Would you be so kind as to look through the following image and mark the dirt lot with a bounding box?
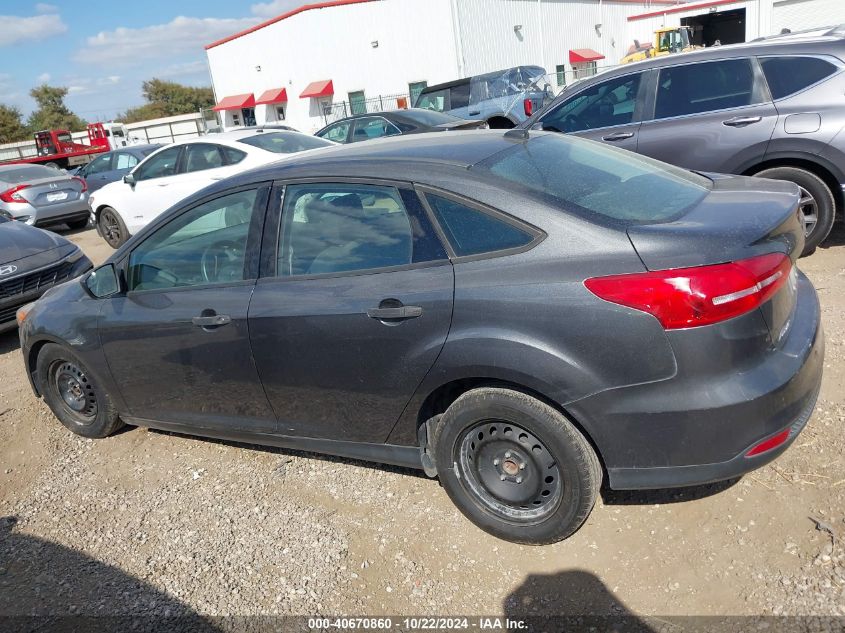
[1,225,844,620]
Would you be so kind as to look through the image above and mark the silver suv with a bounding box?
[524,26,845,254]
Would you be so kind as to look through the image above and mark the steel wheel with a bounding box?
[797,185,818,238]
[50,360,98,425]
[99,209,123,248]
[457,420,563,523]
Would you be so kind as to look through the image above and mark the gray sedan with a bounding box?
[0,164,90,230]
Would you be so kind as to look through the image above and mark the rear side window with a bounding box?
[655,59,758,119]
[183,144,224,173]
[477,134,710,223]
[450,82,471,109]
[426,195,535,257]
[222,146,247,164]
[761,56,838,99]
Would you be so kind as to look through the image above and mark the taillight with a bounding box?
[0,184,30,203]
[584,253,792,329]
[72,176,88,193]
[524,98,534,116]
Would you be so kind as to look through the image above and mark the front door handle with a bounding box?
[723,116,762,127]
[366,306,423,320]
[602,131,635,141]
[191,314,231,327]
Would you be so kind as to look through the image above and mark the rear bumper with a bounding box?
[569,271,824,490]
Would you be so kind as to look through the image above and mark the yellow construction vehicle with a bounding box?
[621,26,700,64]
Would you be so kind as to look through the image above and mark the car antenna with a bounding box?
[504,128,529,141]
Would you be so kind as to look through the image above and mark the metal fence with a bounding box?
[322,93,411,124]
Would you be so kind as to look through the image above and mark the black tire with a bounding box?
[36,343,123,439]
[65,217,89,230]
[98,206,129,249]
[753,166,836,256]
[433,388,601,545]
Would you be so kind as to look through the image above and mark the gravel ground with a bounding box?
[0,225,844,621]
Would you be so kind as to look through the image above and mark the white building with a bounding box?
[205,0,845,133]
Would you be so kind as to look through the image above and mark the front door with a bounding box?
[98,185,277,432]
[249,182,454,443]
[635,58,778,172]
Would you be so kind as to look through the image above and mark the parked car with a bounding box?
[414,66,553,128]
[0,164,90,230]
[315,108,487,143]
[0,215,91,332]
[89,129,333,248]
[75,144,162,194]
[522,26,845,254]
[17,130,822,545]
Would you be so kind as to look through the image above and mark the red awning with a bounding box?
[299,79,334,99]
[255,88,288,105]
[212,93,256,111]
[569,48,605,63]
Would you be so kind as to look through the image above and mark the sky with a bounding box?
[0,0,305,121]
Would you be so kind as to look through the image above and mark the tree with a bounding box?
[0,105,28,143]
[27,85,87,132]
[121,79,214,123]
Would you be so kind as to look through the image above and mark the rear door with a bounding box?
[248,181,454,443]
[536,71,646,153]
[635,57,778,172]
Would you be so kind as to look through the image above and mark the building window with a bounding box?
[409,81,427,106]
[242,107,256,127]
[555,65,567,88]
[231,112,241,126]
[572,62,598,79]
[276,105,286,121]
[349,91,367,115]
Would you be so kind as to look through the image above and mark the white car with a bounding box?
[89,130,333,248]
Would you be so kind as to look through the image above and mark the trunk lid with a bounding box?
[17,174,84,209]
[626,173,804,341]
[435,120,488,131]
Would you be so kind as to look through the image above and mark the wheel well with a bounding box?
[26,340,50,396]
[744,158,843,219]
[486,116,515,130]
[416,378,607,477]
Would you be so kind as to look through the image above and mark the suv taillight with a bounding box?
[524,98,534,116]
[584,253,791,329]
[0,184,30,203]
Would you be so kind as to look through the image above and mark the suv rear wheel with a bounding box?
[753,166,835,256]
[433,388,601,544]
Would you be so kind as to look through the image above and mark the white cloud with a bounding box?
[35,3,59,13]
[0,13,67,47]
[36,72,51,83]
[73,15,260,67]
[250,0,302,18]
[158,60,208,78]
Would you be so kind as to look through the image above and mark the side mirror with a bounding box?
[83,264,121,298]
[123,173,136,186]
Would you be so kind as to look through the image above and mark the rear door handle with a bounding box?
[191,314,231,327]
[366,306,423,320]
[723,116,762,127]
[468,111,481,116]
[601,132,635,141]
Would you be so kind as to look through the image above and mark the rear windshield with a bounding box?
[400,109,465,126]
[237,132,332,154]
[0,165,58,184]
[475,134,711,223]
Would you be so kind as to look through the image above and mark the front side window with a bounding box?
[115,153,139,170]
[541,73,642,133]
[415,88,448,111]
[760,56,838,100]
[316,121,351,143]
[351,117,402,142]
[654,58,758,120]
[425,195,535,257]
[128,188,261,291]
[279,184,443,277]
[183,143,225,173]
[84,154,112,175]
[134,146,180,181]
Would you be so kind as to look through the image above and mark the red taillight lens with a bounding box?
[585,253,792,329]
[0,184,31,203]
[524,98,533,116]
[72,176,88,193]
[745,428,790,457]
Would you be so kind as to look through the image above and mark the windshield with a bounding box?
[399,109,465,126]
[475,134,711,224]
[0,165,59,184]
[238,132,333,153]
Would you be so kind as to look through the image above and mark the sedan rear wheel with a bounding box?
[37,343,123,439]
[98,207,128,249]
[433,387,601,544]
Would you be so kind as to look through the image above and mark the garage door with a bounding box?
[773,0,845,33]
